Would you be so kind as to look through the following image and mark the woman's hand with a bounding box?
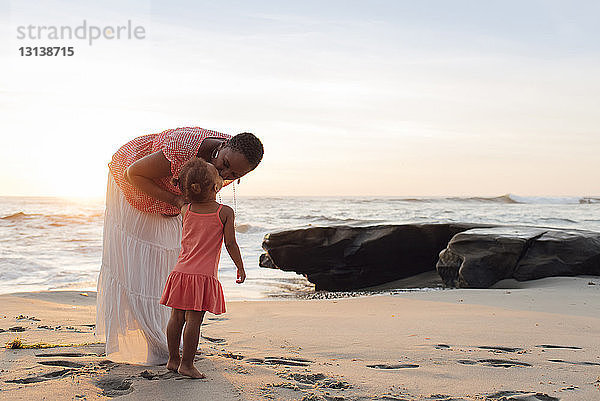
[160,196,186,217]
[236,267,246,284]
[172,195,186,210]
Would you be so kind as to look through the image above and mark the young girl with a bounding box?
[159,157,246,379]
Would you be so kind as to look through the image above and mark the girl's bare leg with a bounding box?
[178,310,206,378]
[166,308,185,371]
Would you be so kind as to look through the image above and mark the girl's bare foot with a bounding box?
[178,364,205,379]
[166,357,181,371]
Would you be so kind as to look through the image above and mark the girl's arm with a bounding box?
[221,206,246,283]
[125,150,185,209]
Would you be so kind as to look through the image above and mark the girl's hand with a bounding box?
[236,268,246,284]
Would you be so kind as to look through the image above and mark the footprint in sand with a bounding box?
[478,346,523,353]
[243,357,265,364]
[265,356,313,366]
[35,352,95,358]
[536,344,582,350]
[10,358,88,384]
[458,359,531,368]
[483,390,559,400]
[548,359,600,366]
[367,364,419,370]
[422,395,468,401]
[95,369,178,397]
[283,372,350,390]
[96,376,134,397]
[38,360,85,368]
[244,356,313,367]
[6,368,73,384]
[201,335,227,344]
[202,317,228,326]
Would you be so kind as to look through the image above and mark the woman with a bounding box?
[96,127,263,365]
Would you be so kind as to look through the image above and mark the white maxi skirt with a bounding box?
[96,174,182,365]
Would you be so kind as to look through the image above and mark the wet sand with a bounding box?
[1,276,599,400]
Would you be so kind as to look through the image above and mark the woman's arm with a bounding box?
[125,150,185,209]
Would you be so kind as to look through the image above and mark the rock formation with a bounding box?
[259,224,600,291]
[259,223,481,291]
[437,227,600,288]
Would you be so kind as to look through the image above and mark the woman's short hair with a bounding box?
[227,132,264,169]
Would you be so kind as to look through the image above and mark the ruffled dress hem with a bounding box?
[160,271,226,314]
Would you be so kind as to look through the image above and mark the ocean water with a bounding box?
[1,194,599,299]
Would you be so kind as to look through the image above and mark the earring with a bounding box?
[211,148,219,160]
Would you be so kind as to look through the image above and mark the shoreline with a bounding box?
[1,276,599,400]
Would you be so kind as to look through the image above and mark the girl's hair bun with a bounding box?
[177,157,217,202]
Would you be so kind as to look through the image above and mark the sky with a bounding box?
[1,0,599,197]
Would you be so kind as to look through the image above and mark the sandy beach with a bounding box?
[1,276,599,401]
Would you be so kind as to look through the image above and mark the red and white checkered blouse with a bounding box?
[108,127,231,215]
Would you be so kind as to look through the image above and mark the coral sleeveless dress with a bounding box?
[160,204,226,314]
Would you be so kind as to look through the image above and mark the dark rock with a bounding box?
[437,227,546,288]
[259,223,481,291]
[260,223,600,291]
[437,227,600,288]
[514,229,600,280]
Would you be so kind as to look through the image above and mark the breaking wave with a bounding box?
[1,211,103,225]
[385,194,600,205]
